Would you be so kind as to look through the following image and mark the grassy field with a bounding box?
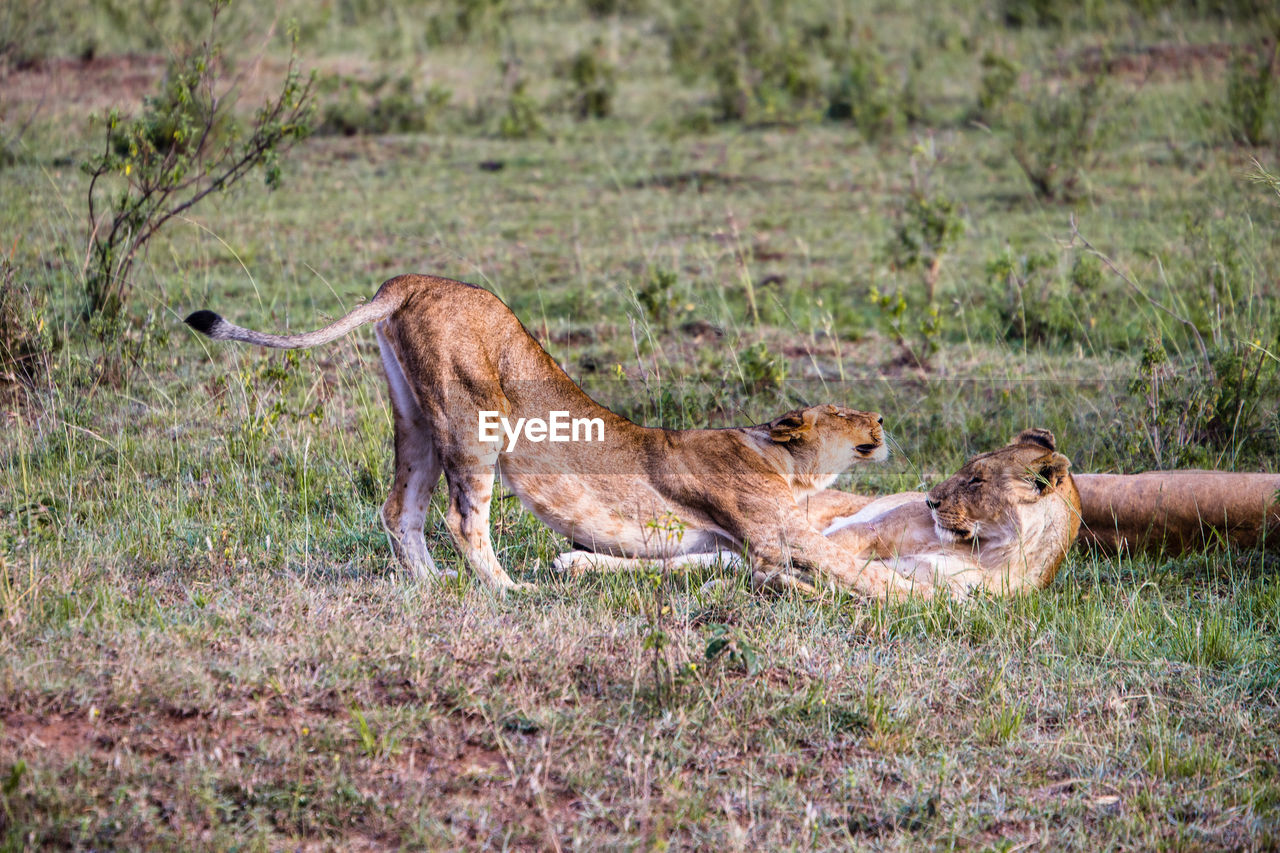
[2,0,1279,849]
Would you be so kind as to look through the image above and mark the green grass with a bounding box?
[2,0,1279,848]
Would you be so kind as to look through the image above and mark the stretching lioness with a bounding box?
[559,429,1081,597]
[186,274,917,598]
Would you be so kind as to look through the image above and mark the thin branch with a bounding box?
[81,11,313,327]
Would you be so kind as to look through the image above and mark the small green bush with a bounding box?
[989,248,1071,344]
[665,0,823,123]
[1173,212,1260,346]
[559,40,617,120]
[1001,73,1113,202]
[869,285,943,369]
[825,45,900,141]
[1201,341,1279,453]
[1120,332,1279,468]
[885,192,963,300]
[497,77,545,139]
[883,141,964,302]
[737,341,789,395]
[635,269,691,330]
[975,51,1020,122]
[990,250,1123,347]
[0,3,63,69]
[318,74,451,136]
[1225,46,1276,146]
[81,1,313,334]
[1070,249,1104,293]
[0,258,58,392]
[423,0,509,47]
[662,2,919,130]
[999,0,1070,28]
[109,63,228,160]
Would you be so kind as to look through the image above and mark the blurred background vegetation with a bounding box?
[3,0,1278,476]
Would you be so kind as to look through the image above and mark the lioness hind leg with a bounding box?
[381,421,445,580]
[376,322,447,580]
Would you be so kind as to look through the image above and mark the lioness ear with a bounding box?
[1029,452,1071,494]
[1011,428,1056,452]
[768,409,816,444]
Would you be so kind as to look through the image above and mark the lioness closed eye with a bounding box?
[186,273,918,598]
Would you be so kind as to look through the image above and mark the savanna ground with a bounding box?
[2,0,1280,849]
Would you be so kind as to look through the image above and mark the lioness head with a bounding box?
[925,428,1072,544]
[765,405,887,492]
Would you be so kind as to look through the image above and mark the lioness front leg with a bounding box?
[833,518,979,599]
[880,554,980,599]
[442,461,528,592]
[742,508,930,601]
[552,550,745,573]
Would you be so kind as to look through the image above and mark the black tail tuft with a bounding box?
[184,309,222,337]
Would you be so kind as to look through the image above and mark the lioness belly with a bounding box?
[822,492,922,536]
[498,468,726,557]
[825,495,955,560]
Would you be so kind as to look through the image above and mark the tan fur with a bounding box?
[1075,471,1280,554]
[187,274,919,598]
[822,429,1082,596]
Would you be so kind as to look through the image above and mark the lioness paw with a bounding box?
[405,564,458,583]
[751,569,818,596]
[552,550,598,573]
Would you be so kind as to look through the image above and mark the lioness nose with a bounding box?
[925,498,939,510]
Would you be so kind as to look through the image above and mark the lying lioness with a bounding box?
[558,429,1081,598]
[186,274,917,598]
[820,429,1080,596]
[792,445,1280,582]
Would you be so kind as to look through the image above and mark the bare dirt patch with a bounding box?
[0,700,581,848]
[2,54,167,115]
[1,52,308,120]
[0,702,318,763]
[1062,41,1267,80]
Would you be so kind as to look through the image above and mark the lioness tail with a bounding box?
[184,287,401,350]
